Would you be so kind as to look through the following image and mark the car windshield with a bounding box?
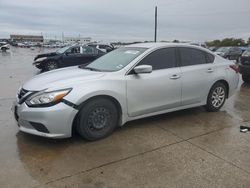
[216,47,230,52]
[82,47,147,72]
[56,46,71,54]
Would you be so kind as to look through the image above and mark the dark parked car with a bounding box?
[239,48,250,83]
[215,47,242,61]
[33,45,105,71]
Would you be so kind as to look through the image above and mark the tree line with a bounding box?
[205,38,250,47]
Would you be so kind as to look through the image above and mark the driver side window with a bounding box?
[67,47,80,54]
[82,46,95,55]
[137,48,177,70]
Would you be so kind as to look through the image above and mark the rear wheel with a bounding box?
[45,61,58,71]
[242,75,250,83]
[76,98,118,141]
[206,82,227,112]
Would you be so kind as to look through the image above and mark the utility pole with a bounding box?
[154,6,157,42]
[62,32,64,43]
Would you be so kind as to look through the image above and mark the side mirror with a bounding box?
[133,65,152,74]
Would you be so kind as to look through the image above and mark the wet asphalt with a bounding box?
[0,47,250,188]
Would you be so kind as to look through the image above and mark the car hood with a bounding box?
[34,52,57,60]
[23,66,105,91]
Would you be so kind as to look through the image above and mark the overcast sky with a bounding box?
[0,0,249,42]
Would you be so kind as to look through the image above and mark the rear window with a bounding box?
[179,47,207,66]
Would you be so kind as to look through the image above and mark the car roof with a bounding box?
[88,43,112,46]
[126,42,205,49]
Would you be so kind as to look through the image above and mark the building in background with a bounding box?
[64,37,91,44]
[10,34,44,43]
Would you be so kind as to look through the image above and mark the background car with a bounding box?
[0,42,10,51]
[87,43,114,53]
[239,46,248,53]
[208,46,218,52]
[240,48,250,83]
[215,47,242,61]
[33,45,105,71]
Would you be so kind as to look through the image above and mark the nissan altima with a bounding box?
[13,43,239,140]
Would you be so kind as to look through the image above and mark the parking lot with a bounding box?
[1,47,250,188]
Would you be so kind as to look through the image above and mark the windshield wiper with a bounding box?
[79,66,101,72]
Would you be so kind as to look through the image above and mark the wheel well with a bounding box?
[71,95,122,135]
[47,59,58,64]
[213,80,229,98]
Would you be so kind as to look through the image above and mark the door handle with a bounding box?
[170,74,181,79]
[207,68,214,73]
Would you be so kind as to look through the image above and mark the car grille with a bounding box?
[18,88,28,100]
[17,88,37,104]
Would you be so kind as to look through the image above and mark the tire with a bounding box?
[76,98,118,141]
[1,47,7,52]
[45,61,58,71]
[206,82,227,112]
[242,75,250,83]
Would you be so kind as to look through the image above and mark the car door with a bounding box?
[62,46,82,66]
[126,47,182,117]
[78,46,99,66]
[178,47,215,106]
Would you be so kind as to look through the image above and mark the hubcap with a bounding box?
[87,107,110,130]
[47,62,57,70]
[211,87,225,108]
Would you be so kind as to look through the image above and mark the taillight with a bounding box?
[229,64,239,73]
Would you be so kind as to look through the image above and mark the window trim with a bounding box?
[126,47,179,75]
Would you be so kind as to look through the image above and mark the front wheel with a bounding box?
[206,82,227,112]
[45,61,58,71]
[76,98,118,141]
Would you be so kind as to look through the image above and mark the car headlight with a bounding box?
[26,88,72,107]
[34,57,47,63]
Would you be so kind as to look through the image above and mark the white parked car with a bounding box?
[0,42,10,51]
[13,43,239,140]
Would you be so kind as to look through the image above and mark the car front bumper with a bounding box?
[12,100,78,138]
[33,62,43,69]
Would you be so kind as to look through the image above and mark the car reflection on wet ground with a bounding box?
[0,47,250,188]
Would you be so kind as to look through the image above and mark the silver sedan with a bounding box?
[13,43,239,140]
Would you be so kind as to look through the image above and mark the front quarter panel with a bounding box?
[63,75,127,123]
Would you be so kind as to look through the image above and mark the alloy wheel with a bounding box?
[211,86,225,108]
[46,61,57,70]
